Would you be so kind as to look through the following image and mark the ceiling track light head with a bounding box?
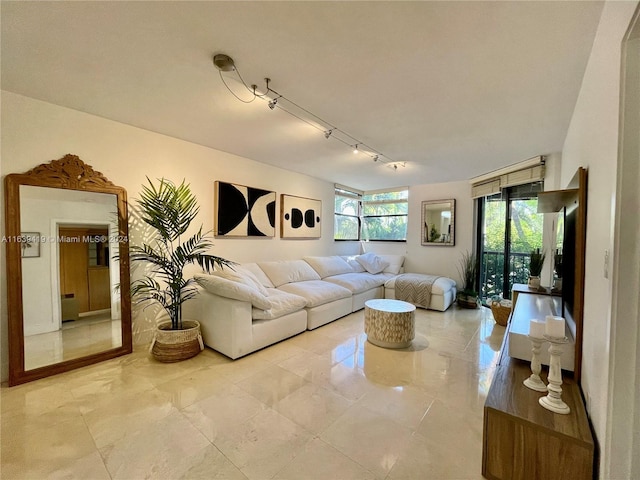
[324,129,333,139]
[353,144,359,154]
[268,98,278,110]
[213,53,235,72]
[373,155,379,162]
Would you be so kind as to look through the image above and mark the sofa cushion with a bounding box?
[323,272,388,294]
[195,274,273,311]
[212,265,269,296]
[277,280,352,308]
[379,255,405,275]
[384,275,457,295]
[252,289,308,320]
[355,252,390,274]
[242,263,276,288]
[303,256,353,278]
[342,255,366,273]
[258,260,321,287]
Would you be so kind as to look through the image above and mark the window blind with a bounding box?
[470,156,545,199]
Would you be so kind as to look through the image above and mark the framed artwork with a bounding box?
[280,194,321,239]
[215,181,276,237]
[20,232,41,258]
[421,199,455,246]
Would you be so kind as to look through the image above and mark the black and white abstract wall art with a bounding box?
[215,181,276,237]
[280,194,322,239]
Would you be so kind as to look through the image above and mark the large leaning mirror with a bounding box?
[421,199,455,246]
[4,154,132,386]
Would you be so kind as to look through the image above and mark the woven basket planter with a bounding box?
[490,302,512,326]
[457,293,479,309]
[150,320,204,363]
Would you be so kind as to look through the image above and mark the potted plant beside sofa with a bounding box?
[456,251,479,308]
[131,178,234,362]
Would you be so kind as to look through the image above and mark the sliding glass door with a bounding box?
[477,183,543,302]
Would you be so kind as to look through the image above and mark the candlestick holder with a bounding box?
[523,335,547,392]
[539,335,570,414]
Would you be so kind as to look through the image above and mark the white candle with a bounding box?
[545,315,565,338]
[529,319,545,339]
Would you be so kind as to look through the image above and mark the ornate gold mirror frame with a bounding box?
[4,154,132,386]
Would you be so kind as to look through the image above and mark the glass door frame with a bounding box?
[476,183,544,302]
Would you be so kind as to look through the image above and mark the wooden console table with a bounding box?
[482,291,595,479]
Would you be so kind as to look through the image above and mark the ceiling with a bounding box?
[1,1,604,190]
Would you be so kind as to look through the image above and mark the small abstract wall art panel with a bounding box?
[281,194,322,239]
[215,181,276,237]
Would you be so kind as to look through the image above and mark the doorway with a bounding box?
[58,225,111,320]
[477,182,544,302]
[606,7,640,478]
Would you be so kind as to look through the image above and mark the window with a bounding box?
[334,185,362,240]
[362,188,408,241]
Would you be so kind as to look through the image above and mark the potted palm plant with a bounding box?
[131,178,234,362]
[456,251,479,308]
[528,249,546,289]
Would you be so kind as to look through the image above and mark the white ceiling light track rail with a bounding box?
[213,53,406,172]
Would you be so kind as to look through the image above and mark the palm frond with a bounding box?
[130,177,234,330]
[197,254,236,274]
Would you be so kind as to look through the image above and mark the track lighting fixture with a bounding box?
[213,53,405,171]
[213,54,235,72]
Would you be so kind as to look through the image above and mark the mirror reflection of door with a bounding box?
[19,185,123,371]
[59,226,111,322]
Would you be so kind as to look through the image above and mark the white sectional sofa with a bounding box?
[183,253,454,359]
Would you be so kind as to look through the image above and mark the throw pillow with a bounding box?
[355,252,390,274]
[343,256,366,273]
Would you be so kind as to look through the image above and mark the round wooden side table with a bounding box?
[364,299,416,349]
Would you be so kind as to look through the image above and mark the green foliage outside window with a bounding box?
[483,198,543,253]
[334,192,360,240]
[362,190,408,241]
[334,188,408,241]
[481,196,544,300]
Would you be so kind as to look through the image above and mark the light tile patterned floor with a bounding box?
[1,305,505,480]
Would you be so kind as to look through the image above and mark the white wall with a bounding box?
[0,92,360,380]
[0,92,475,382]
[360,181,474,285]
[560,1,639,477]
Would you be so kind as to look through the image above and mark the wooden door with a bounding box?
[59,228,89,312]
[88,267,111,310]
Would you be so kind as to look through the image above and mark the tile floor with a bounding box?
[1,305,505,480]
[24,316,122,371]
